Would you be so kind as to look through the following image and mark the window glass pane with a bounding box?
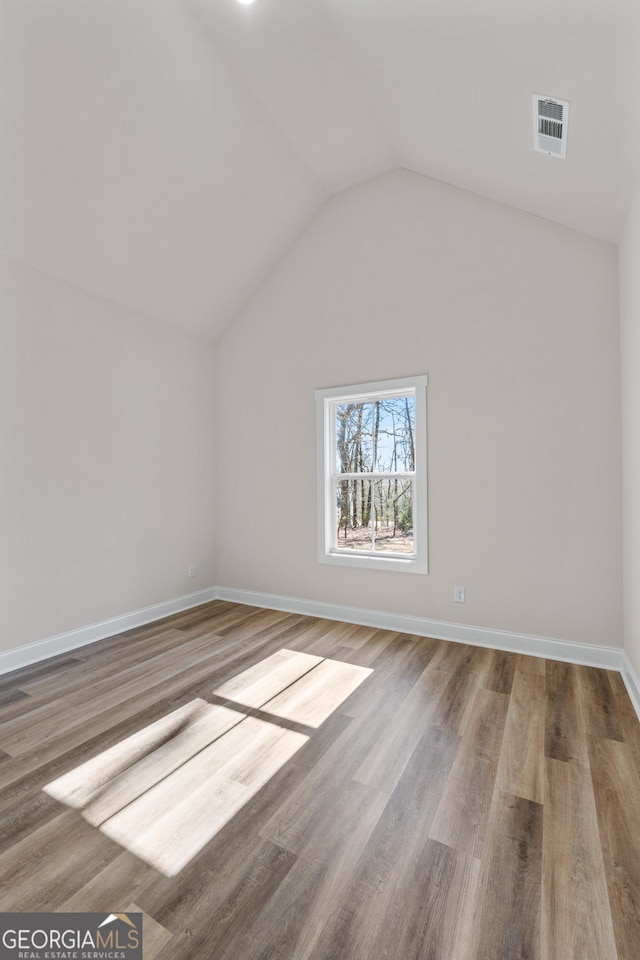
[335,396,415,475]
[372,479,414,553]
[335,403,373,473]
[334,478,414,555]
[335,478,374,549]
[373,397,415,473]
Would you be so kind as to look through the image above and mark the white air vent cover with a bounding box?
[532,94,570,159]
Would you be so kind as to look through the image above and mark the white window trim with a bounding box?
[316,374,428,574]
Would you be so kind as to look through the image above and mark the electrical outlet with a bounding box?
[188,564,196,578]
[454,586,466,603]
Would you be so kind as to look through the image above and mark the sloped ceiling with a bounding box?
[1,0,639,340]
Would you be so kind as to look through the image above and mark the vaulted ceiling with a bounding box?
[1,0,639,340]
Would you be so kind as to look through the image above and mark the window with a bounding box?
[316,375,428,574]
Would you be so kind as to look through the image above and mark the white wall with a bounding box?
[620,176,640,677]
[215,169,622,648]
[0,255,216,652]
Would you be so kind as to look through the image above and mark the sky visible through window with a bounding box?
[335,395,415,475]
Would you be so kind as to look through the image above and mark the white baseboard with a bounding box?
[0,587,217,676]
[621,652,640,720]
[216,587,625,672]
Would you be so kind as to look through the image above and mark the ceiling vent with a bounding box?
[532,94,570,159]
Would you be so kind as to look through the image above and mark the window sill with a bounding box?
[319,550,428,574]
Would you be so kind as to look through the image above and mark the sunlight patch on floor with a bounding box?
[212,648,373,727]
[44,649,372,876]
[212,648,324,708]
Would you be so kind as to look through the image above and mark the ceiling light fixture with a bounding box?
[237,0,255,5]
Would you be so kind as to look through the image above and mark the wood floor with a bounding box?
[1,601,640,959]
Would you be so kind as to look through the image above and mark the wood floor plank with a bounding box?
[577,666,625,742]
[0,782,62,854]
[153,600,239,633]
[0,687,30,709]
[542,756,618,960]
[351,841,479,960]
[205,607,308,648]
[0,810,120,911]
[429,661,480,735]
[429,687,509,857]
[428,640,486,672]
[441,853,483,960]
[336,632,435,720]
[352,661,451,794]
[212,780,388,960]
[328,622,391,651]
[336,627,407,669]
[495,666,545,803]
[587,736,640,960]
[152,841,297,960]
[0,655,80,693]
[465,791,543,960]
[516,652,546,676]
[293,621,378,660]
[305,724,460,960]
[18,628,189,699]
[257,689,405,855]
[300,840,477,960]
[607,670,640,754]
[545,660,588,764]
[212,647,324,709]
[484,648,517,695]
[58,852,160,914]
[261,657,373,728]
[368,630,438,679]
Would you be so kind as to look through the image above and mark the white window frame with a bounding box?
[316,374,428,574]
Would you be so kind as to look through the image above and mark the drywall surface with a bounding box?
[0,255,216,651]
[215,170,622,647]
[620,175,640,678]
